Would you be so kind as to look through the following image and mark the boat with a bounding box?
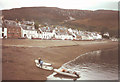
[36,64,53,71]
[54,69,79,78]
[35,59,52,66]
[34,60,53,71]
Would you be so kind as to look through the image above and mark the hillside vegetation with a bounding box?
[2,7,118,37]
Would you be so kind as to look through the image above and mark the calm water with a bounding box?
[47,47,118,80]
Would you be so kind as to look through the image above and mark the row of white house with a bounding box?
[20,26,76,40]
[0,18,103,40]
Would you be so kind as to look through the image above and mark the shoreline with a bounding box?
[2,39,109,48]
[2,39,118,80]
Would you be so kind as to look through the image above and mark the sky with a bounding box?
[0,0,119,10]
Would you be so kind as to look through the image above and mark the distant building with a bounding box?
[103,32,109,37]
[38,32,54,40]
[0,26,7,39]
[103,32,109,39]
[21,25,38,39]
[0,18,103,40]
[21,21,35,26]
[37,27,55,39]
[7,26,21,38]
[3,20,21,39]
[54,27,74,40]
[55,34,73,40]
[92,33,102,40]
[0,16,7,39]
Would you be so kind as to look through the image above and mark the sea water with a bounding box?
[47,47,118,80]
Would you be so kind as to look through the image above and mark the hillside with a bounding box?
[2,7,118,36]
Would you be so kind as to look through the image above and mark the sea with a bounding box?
[47,47,118,80]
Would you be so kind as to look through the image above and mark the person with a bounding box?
[38,58,43,68]
[61,69,66,72]
[73,71,80,78]
[61,69,71,73]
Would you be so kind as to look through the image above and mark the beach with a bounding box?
[2,39,118,80]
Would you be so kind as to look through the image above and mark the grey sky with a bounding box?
[0,0,119,10]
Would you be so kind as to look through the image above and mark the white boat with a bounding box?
[35,59,52,66]
[34,60,53,71]
[54,69,79,78]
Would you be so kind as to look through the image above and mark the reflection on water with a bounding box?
[47,48,118,80]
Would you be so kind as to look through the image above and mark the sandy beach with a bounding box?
[2,39,118,80]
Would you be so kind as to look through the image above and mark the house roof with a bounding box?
[40,27,54,32]
[21,21,34,25]
[3,20,20,28]
[21,24,36,31]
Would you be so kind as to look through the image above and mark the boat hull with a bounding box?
[54,69,78,78]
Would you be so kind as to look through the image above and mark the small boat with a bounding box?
[34,60,53,71]
[54,69,79,78]
[36,65,53,71]
[35,59,52,66]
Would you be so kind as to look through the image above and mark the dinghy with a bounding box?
[35,59,52,66]
[35,60,53,71]
[54,69,79,78]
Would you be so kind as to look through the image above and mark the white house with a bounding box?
[81,35,93,40]
[37,27,55,39]
[21,21,35,26]
[90,32,102,40]
[38,32,55,40]
[55,34,73,40]
[20,25,38,39]
[0,27,7,39]
[68,28,73,33]
[93,34,102,40]
[103,32,110,37]
[0,16,7,39]
[54,30,74,40]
